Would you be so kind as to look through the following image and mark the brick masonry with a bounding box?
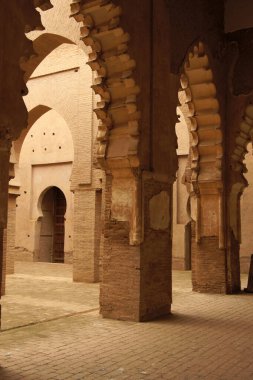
[1,229,7,297]
[100,175,172,322]
[73,189,100,283]
[192,234,227,294]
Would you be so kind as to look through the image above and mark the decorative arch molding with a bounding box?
[229,104,253,241]
[179,42,223,191]
[70,0,141,169]
[178,42,224,246]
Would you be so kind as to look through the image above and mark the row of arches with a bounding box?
[1,0,253,324]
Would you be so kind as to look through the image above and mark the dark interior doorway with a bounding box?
[39,187,66,263]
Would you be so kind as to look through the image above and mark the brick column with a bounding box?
[0,140,11,324]
[100,175,172,321]
[98,0,176,321]
[73,188,100,282]
[191,185,228,294]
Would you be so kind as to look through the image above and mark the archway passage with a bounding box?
[39,187,66,263]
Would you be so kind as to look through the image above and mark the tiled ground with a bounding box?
[0,264,252,380]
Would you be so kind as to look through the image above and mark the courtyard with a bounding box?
[0,263,252,379]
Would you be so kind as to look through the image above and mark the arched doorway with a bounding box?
[39,187,66,263]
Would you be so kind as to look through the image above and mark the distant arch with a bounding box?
[21,33,75,82]
[37,185,67,221]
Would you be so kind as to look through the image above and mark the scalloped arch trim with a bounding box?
[70,0,141,169]
[178,42,223,191]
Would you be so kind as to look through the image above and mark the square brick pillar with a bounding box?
[5,194,18,277]
[73,188,101,283]
[100,175,172,322]
[190,186,229,294]
[191,234,227,294]
[0,141,11,326]
[1,229,7,296]
[98,0,177,321]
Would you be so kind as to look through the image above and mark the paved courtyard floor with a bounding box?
[1,262,99,330]
[0,263,252,379]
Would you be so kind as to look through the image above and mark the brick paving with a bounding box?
[0,265,253,380]
[1,262,99,330]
